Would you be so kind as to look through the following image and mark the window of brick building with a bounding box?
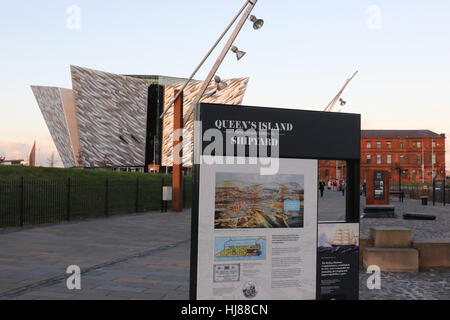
[377,155,382,164]
[366,142,371,149]
[417,154,421,164]
[366,155,371,164]
[377,141,381,149]
[387,155,392,164]
[400,155,405,164]
[387,141,392,149]
[400,142,404,149]
[417,141,421,148]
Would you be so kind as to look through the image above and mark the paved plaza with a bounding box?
[0,189,449,300]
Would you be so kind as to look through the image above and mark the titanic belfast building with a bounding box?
[32,65,249,170]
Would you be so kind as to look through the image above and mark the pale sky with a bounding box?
[0,0,449,169]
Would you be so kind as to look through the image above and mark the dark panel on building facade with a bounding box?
[145,84,165,171]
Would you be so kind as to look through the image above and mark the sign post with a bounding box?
[172,90,183,212]
[433,178,445,206]
[189,103,360,300]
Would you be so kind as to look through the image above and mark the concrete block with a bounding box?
[412,240,450,269]
[370,227,412,248]
[360,237,374,265]
[403,213,436,220]
[363,248,419,272]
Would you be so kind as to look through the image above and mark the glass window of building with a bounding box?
[377,141,381,149]
[377,155,382,164]
[387,141,392,149]
[366,142,371,149]
[366,155,371,164]
[417,154,421,164]
[387,155,392,164]
[432,141,436,148]
[400,155,405,164]
[400,142,404,149]
[417,141,421,148]
[432,154,436,164]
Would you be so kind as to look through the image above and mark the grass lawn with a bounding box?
[0,166,192,228]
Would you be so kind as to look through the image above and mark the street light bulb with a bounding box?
[249,15,264,30]
[214,76,228,91]
[231,46,246,61]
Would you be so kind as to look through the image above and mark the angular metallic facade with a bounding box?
[162,77,249,166]
[71,66,149,167]
[31,86,77,167]
[32,66,249,168]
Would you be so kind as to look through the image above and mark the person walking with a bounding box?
[319,181,325,198]
[341,180,345,196]
[362,180,367,197]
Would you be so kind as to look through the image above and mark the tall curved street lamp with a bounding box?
[160,0,263,121]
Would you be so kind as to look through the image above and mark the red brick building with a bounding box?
[319,130,446,184]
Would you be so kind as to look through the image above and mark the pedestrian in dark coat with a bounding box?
[319,181,325,198]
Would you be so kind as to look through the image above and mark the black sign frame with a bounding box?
[190,103,361,300]
[433,178,446,206]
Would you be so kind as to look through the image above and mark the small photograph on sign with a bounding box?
[215,237,266,261]
[213,264,240,283]
[214,172,304,228]
[318,223,359,251]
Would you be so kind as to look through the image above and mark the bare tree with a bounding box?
[47,152,60,168]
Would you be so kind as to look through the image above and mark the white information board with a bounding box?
[196,156,318,300]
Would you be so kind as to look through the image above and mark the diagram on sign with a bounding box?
[214,172,304,229]
[215,237,266,261]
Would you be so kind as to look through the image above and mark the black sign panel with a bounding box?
[435,179,444,191]
[198,103,361,160]
[316,223,359,300]
[373,171,385,200]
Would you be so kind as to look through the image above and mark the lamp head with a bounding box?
[231,46,246,61]
[249,15,264,30]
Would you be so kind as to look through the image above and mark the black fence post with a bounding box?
[105,177,109,217]
[183,178,186,209]
[20,177,24,227]
[160,178,164,212]
[432,178,436,206]
[442,185,447,207]
[444,186,447,206]
[135,177,139,213]
[66,177,71,221]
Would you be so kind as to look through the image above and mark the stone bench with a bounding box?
[370,227,412,248]
[412,240,450,269]
[403,213,436,220]
[363,205,396,218]
[363,248,419,272]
